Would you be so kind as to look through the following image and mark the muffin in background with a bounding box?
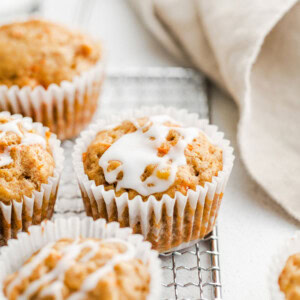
[73,107,234,252]
[0,112,63,245]
[0,19,104,140]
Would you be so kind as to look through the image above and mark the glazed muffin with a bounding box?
[0,112,63,245]
[83,117,223,200]
[0,19,104,140]
[73,107,234,252]
[278,253,300,300]
[0,218,161,300]
[3,238,150,300]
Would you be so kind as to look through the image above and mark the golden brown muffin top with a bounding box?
[0,19,101,88]
[279,253,300,300]
[3,238,151,300]
[83,116,223,201]
[0,115,54,204]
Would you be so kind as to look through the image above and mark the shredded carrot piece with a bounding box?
[45,131,51,140]
[82,152,87,161]
[157,145,169,155]
[187,144,193,151]
[156,169,170,180]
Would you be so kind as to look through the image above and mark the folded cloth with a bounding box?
[128,0,300,220]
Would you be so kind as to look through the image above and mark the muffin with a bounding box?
[73,107,234,252]
[268,232,300,300]
[279,254,300,300]
[3,238,150,299]
[0,218,161,300]
[0,19,104,140]
[0,111,63,246]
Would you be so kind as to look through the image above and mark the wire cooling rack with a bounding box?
[54,67,222,300]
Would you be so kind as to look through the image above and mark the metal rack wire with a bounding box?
[160,227,222,300]
[55,67,222,300]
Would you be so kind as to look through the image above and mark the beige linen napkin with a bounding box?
[128,0,300,220]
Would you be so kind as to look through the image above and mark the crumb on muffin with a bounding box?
[279,253,300,300]
[0,116,54,204]
[3,238,151,300]
[0,19,101,88]
[83,116,223,201]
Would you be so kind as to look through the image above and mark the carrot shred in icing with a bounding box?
[45,131,51,141]
[156,168,170,180]
[82,152,87,161]
[157,145,170,155]
[179,185,189,195]
[103,143,111,149]
[187,144,193,151]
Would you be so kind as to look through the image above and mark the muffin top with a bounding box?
[0,115,54,204]
[83,115,223,201]
[0,19,101,88]
[279,253,300,300]
[3,237,151,300]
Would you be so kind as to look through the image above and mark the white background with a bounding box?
[13,0,298,299]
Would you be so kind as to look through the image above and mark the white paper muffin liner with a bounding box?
[0,217,161,300]
[0,112,64,245]
[0,19,105,140]
[73,106,234,252]
[269,231,300,300]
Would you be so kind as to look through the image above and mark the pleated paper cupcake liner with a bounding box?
[0,217,162,300]
[268,231,300,300]
[73,106,234,252]
[0,22,105,140]
[0,112,64,246]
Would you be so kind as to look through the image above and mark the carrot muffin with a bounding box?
[74,108,234,252]
[83,117,223,200]
[3,237,151,300]
[0,19,104,140]
[0,112,63,245]
[279,253,300,300]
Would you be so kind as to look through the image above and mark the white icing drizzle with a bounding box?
[21,132,46,147]
[40,281,64,300]
[6,242,56,296]
[0,149,13,167]
[6,238,136,300]
[99,115,200,196]
[0,118,46,168]
[18,239,93,300]
[68,239,135,300]
[0,119,23,138]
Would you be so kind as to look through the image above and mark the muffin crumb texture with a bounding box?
[0,19,101,88]
[279,253,300,300]
[83,115,223,201]
[0,116,54,204]
[3,238,151,300]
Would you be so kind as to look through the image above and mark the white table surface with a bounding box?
[39,1,299,299]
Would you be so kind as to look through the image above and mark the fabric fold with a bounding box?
[128,0,300,219]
